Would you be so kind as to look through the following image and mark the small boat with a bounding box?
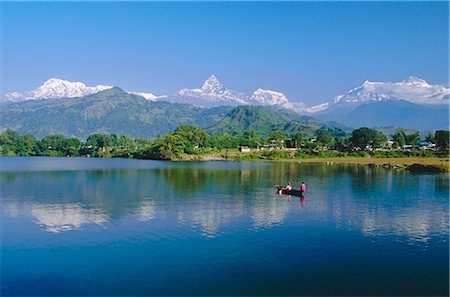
[275,184,304,197]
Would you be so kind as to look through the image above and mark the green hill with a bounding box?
[207,105,348,137]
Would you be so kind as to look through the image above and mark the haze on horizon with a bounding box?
[1,1,448,105]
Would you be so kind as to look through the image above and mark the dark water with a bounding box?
[1,157,448,296]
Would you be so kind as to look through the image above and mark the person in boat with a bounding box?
[301,181,306,192]
[286,182,292,191]
[278,182,292,194]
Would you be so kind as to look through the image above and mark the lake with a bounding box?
[1,157,448,296]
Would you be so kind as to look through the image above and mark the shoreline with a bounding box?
[293,157,449,172]
[1,155,448,172]
[172,154,450,172]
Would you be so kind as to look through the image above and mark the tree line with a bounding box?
[0,126,448,160]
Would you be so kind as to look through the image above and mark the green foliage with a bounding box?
[290,132,304,148]
[207,105,348,138]
[87,134,113,148]
[425,134,436,144]
[1,126,447,160]
[240,130,261,148]
[351,127,387,148]
[392,130,406,148]
[435,130,449,150]
[173,124,209,154]
[268,130,285,142]
[267,130,285,147]
[209,132,239,150]
[392,129,422,147]
[316,130,334,145]
[0,129,37,156]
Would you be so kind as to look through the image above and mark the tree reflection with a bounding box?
[1,160,448,241]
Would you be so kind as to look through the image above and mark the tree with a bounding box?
[0,129,19,146]
[425,134,436,144]
[118,134,135,147]
[435,130,449,150]
[351,127,386,149]
[268,130,285,147]
[392,130,406,148]
[392,129,420,146]
[159,133,184,159]
[210,132,238,149]
[405,132,420,145]
[316,130,334,146]
[290,132,304,148]
[173,125,209,153]
[240,130,261,148]
[0,130,20,155]
[41,134,66,151]
[86,134,112,148]
[62,138,81,156]
[333,137,350,151]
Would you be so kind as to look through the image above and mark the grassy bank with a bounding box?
[293,157,449,172]
[178,150,449,172]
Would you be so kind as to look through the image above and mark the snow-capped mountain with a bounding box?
[6,75,445,118]
[168,75,249,106]
[251,89,293,108]
[129,91,158,101]
[3,75,301,108]
[334,76,449,105]
[307,76,449,114]
[3,78,113,102]
[160,75,303,110]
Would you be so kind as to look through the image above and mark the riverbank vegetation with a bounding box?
[1,126,448,170]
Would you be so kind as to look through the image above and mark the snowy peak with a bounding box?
[3,78,112,102]
[251,89,293,108]
[171,75,303,109]
[201,75,224,93]
[175,75,248,106]
[401,76,430,87]
[331,76,449,108]
[129,91,158,101]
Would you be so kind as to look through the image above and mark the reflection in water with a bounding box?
[1,158,448,296]
[178,203,235,238]
[359,207,447,244]
[252,194,289,228]
[3,202,19,218]
[30,203,108,233]
[0,159,448,243]
[137,200,156,222]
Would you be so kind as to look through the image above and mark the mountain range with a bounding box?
[0,87,346,139]
[1,75,448,134]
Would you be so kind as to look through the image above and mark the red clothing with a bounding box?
[301,184,306,191]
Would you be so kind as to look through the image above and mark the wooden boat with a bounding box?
[275,185,304,197]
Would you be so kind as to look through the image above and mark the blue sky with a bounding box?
[1,1,448,104]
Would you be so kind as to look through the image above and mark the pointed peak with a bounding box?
[203,74,221,85]
[201,74,224,92]
[207,74,219,82]
[402,76,428,85]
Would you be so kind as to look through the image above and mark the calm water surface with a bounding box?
[1,157,448,296]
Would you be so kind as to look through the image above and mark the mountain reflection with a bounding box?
[252,194,290,228]
[1,160,448,241]
[31,203,108,233]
